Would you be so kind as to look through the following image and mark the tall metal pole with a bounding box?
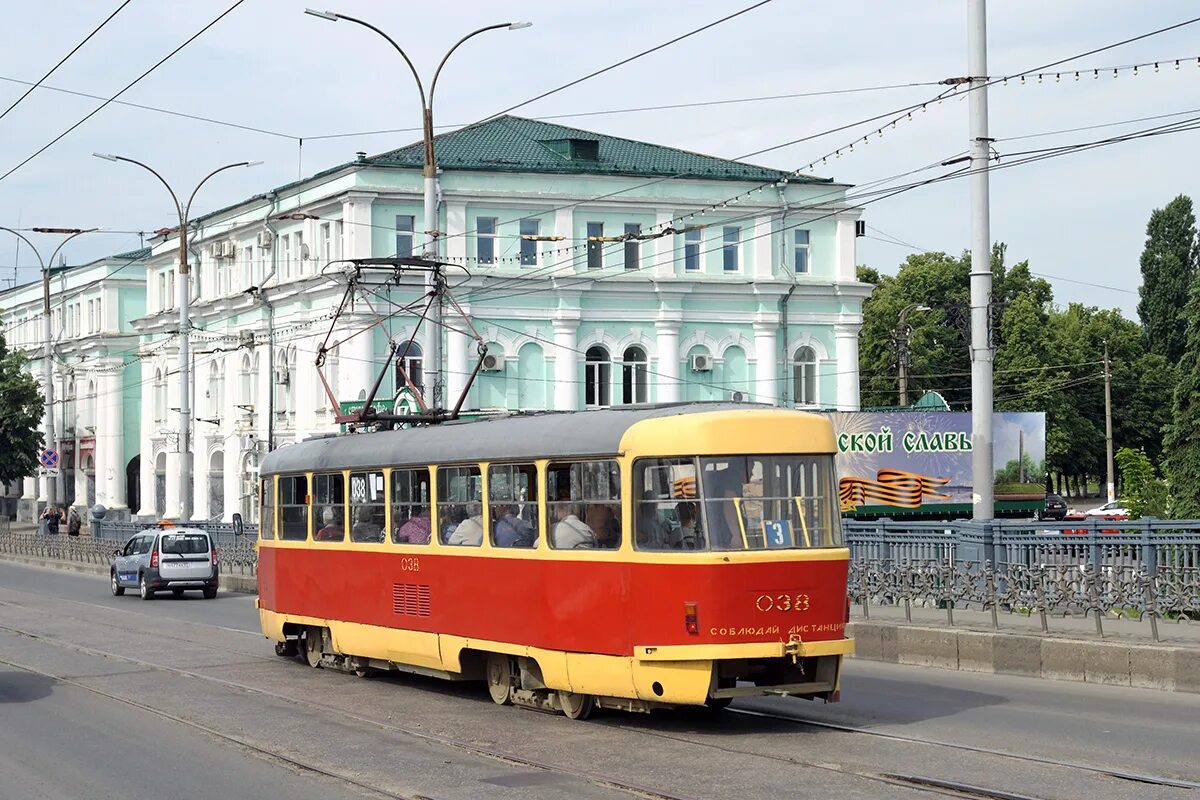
[968,0,994,520]
[1103,340,1115,503]
[896,303,929,408]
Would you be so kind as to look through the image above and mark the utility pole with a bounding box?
[896,303,930,407]
[94,154,260,521]
[0,226,98,512]
[968,0,994,520]
[1104,340,1115,503]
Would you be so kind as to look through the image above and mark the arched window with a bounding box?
[209,450,225,519]
[208,361,221,417]
[395,340,424,399]
[65,380,76,433]
[585,345,611,408]
[793,346,817,406]
[239,354,253,406]
[153,369,166,423]
[621,345,648,405]
[85,380,96,431]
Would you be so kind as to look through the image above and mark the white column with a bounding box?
[341,193,376,260]
[445,202,467,263]
[338,315,373,403]
[21,476,36,502]
[73,437,86,510]
[834,322,861,411]
[753,321,779,405]
[194,441,211,521]
[164,369,182,519]
[293,338,319,437]
[223,446,242,523]
[552,315,579,411]
[655,318,681,403]
[446,308,470,408]
[99,369,126,510]
[834,217,858,282]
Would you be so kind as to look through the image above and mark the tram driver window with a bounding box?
[260,477,274,540]
[634,458,703,550]
[349,470,386,542]
[438,465,483,546]
[488,463,537,548]
[313,473,346,542]
[547,461,621,550]
[392,468,432,545]
[279,475,309,541]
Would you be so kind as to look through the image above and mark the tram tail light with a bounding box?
[684,602,699,635]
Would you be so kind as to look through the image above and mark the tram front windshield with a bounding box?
[634,455,842,551]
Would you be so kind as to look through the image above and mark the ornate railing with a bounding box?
[0,529,257,577]
[845,519,1200,640]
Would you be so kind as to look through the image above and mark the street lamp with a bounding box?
[93,153,261,522]
[896,303,931,407]
[304,9,531,410]
[0,225,100,509]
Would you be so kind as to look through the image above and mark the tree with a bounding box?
[1163,278,1200,518]
[1114,447,1170,519]
[0,333,45,485]
[1137,195,1198,364]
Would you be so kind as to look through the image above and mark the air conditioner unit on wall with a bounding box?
[481,353,505,371]
[729,391,745,402]
[208,243,222,259]
[221,241,236,258]
[257,230,273,249]
[691,354,713,372]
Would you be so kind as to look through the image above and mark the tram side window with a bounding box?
[392,468,432,545]
[349,470,386,543]
[488,463,537,548]
[547,460,621,550]
[313,473,346,542]
[634,458,703,550]
[260,477,274,540]
[438,465,483,546]
[279,475,309,541]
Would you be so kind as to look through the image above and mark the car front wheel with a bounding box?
[139,574,154,601]
[111,571,124,596]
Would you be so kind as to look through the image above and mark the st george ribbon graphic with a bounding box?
[838,468,951,512]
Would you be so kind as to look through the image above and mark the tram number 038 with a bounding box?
[399,557,421,572]
[755,593,811,613]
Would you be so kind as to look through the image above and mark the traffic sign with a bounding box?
[38,449,59,468]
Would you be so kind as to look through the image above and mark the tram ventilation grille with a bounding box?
[392,583,431,617]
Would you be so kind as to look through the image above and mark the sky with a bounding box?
[2,0,1198,319]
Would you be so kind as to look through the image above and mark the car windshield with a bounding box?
[159,533,209,554]
[635,454,842,551]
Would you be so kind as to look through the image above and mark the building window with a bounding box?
[585,345,611,408]
[476,217,498,264]
[621,345,648,404]
[586,222,604,270]
[794,229,810,274]
[154,369,166,423]
[518,218,539,266]
[685,228,701,271]
[793,346,817,405]
[320,222,331,264]
[624,223,640,271]
[95,298,101,331]
[722,226,740,272]
[294,232,305,275]
[395,215,414,258]
[395,340,424,399]
[243,247,255,289]
[280,235,291,279]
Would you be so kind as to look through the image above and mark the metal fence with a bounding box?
[845,518,1200,640]
[0,527,258,577]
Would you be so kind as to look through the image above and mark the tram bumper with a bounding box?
[632,638,855,705]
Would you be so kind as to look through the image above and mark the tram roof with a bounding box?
[260,403,816,475]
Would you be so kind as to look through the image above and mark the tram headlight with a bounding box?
[684,601,699,635]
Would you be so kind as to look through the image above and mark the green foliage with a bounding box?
[994,453,1044,485]
[1137,195,1198,364]
[0,333,45,485]
[1163,278,1200,518]
[1114,447,1170,519]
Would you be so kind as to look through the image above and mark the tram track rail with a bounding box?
[1,587,1195,800]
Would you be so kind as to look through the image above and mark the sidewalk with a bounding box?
[0,549,258,594]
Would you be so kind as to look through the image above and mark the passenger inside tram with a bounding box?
[315,507,343,541]
[492,503,535,548]
[584,503,620,548]
[351,505,383,542]
[447,503,485,546]
[635,491,672,548]
[673,501,701,549]
[394,509,431,544]
[551,490,596,549]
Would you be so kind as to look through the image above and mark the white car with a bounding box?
[1084,500,1128,517]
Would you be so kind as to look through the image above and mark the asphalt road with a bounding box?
[2,560,1198,800]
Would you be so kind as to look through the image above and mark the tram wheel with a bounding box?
[304,627,324,668]
[558,691,594,720]
[486,653,514,705]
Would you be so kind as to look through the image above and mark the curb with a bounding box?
[848,620,1200,694]
[0,553,259,595]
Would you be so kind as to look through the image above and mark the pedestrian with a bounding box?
[41,505,61,535]
[67,506,81,537]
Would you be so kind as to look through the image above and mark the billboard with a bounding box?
[828,411,1046,516]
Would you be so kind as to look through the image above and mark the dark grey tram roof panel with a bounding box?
[260,402,780,475]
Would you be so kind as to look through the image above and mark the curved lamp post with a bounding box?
[0,225,100,508]
[896,303,931,407]
[93,153,261,522]
[304,9,531,409]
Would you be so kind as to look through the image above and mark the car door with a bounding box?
[115,535,140,585]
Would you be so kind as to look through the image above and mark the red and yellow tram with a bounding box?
[257,404,853,718]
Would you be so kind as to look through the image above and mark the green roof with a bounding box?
[366,115,829,184]
[114,247,151,260]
